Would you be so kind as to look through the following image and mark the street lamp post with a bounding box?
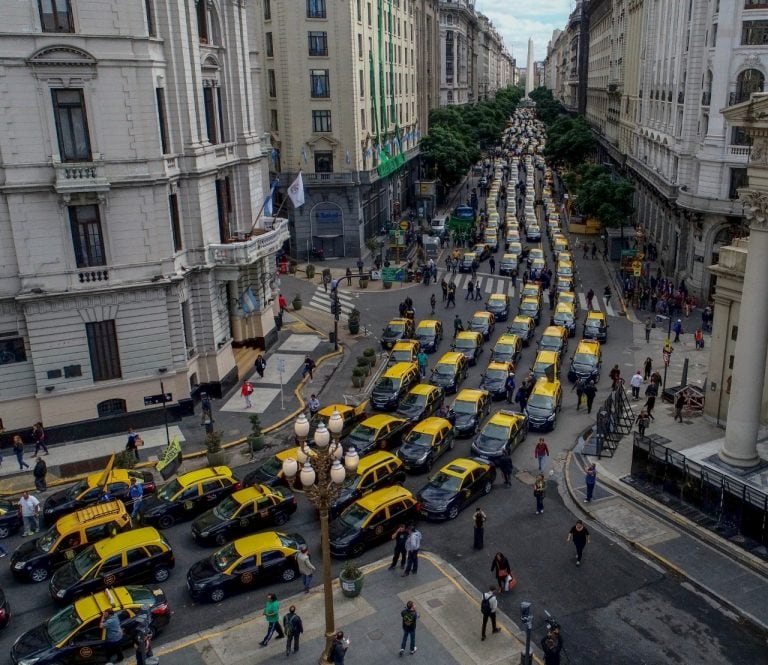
[282,412,359,664]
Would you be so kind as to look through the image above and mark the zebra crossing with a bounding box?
[308,285,356,320]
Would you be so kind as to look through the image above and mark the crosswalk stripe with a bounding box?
[578,293,588,311]
[603,297,615,317]
[484,278,494,293]
[508,281,515,297]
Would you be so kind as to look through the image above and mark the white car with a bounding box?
[430,217,447,236]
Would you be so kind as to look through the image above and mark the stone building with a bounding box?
[0,0,284,434]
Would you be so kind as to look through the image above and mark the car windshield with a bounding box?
[453,400,476,414]
[403,431,434,447]
[488,300,505,308]
[541,337,560,349]
[47,604,83,644]
[375,377,399,391]
[481,423,509,441]
[400,393,426,408]
[385,323,405,334]
[586,319,604,329]
[521,303,537,313]
[558,266,573,276]
[213,495,239,520]
[485,369,508,381]
[434,363,455,376]
[427,472,462,493]
[494,344,513,355]
[349,424,376,442]
[454,339,476,349]
[554,313,573,324]
[73,546,101,578]
[529,394,554,409]
[416,330,434,339]
[509,324,528,335]
[534,362,553,374]
[574,353,598,366]
[38,525,61,553]
[259,457,282,476]
[157,479,182,501]
[213,543,240,572]
[470,318,487,328]
[392,350,413,363]
[340,504,372,529]
[67,480,88,500]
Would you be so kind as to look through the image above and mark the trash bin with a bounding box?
[329,331,336,344]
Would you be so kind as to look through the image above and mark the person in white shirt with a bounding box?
[480,587,500,640]
[19,490,40,536]
[629,370,644,400]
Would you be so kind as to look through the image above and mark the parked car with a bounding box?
[396,417,455,473]
[416,458,496,521]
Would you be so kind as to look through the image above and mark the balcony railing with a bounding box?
[208,217,290,266]
[54,161,110,195]
[727,145,752,158]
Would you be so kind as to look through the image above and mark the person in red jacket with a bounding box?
[534,438,549,472]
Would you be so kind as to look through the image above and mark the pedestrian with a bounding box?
[584,464,597,502]
[567,519,591,565]
[548,287,556,309]
[402,524,421,576]
[490,551,512,592]
[504,372,516,403]
[480,587,500,640]
[346,267,353,286]
[100,609,124,663]
[645,317,652,343]
[389,524,409,569]
[453,314,464,337]
[308,394,321,417]
[583,380,597,414]
[674,391,685,422]
[429,293,436,316]
[643,382,657,420]
[609,364,621,390]
[441,279,448,303]
[357,258,364,275]
[583,241,589,259]
[132,609,153,665]
[31,422,49,457]
[129,477,143,521]
[694,328,704,349]
[573,377,585,411]
[630,369,643,399]
[533,473,546,514]
[302,355,316,380]
[278,293,288,313]
[475,282,483,301]
[330,631,349,665]
[541,627,564,665]
[489,256,496,274]
[125,428,142,462]
[417,350,428,378]
[13,435,30,470]
[447,283,456,307]
[643,356,653,381]
[399,600,419,656]
[241,380,255,408]
[283,605,303,656]
[259,593,285,646]
[586,288,594,310]
[466,279,475,300]
[672,318,683,343]
[515,386,528,411]
[473,507,487,549]
[591,242,597,259]
[637,410,650,438]
[498,453,513,485]
[297,543,315,593]
[33,457,47,492]
[534,438,549,471]
[255,354,267,378]
[604,285,612,305]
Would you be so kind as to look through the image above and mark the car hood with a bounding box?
[398,442,431,462]
[329,518,358,544]
[44,490,70,510]
[481,378,505,390]
[417,486,455,507]
[12,624,52,660]
[140,495,170,514]
[473,436,505,453]
[526,405,553,417]
[487,303,506,312]
[453,413,477,427]
[51,561,79,588]
[11,538,41,564]
[381,331,403,342]
[396,404,424,419]
[192,510,225,533]
[416,335,436,346]
[187,558,219,584]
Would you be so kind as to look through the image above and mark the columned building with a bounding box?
[0,0,284,433]
[438,0,477,106]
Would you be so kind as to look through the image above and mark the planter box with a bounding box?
[339,571,364,598]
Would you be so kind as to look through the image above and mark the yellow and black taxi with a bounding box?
[479,361,516,400]
[473,243,491,261]
[525,224,542,242]
[139,467,241,530]
[0,498,22,540]
[486,293,511,321]
[380,318,415,350]
[43,470,156,525]
[484,230,499,252]
[187,532,306,603]
[387,339,421,367]
[557,290,577,306]
[524,379,563,432]
[558,250,574,264]
[505,232,521,251]
[395,383,445,422]
[371,361,420,411]
[521,282,543,306]
[552,235,569,258]
[556,275,576,293]
[308,402,368,444]
[243,447,310,489]
[507,315,536,346]
[415,458,496,521]
[499,252,519,276]
[583,310,608,342]
[344,414,411,457]
[470,410,528,460]
[331,452,406,518]
[452,331,484,366]
[532,350,561,381]
[519,297,542,325]
[491,333,522,365]
[396,417,455,473]
[415,319,444,353]
[191,485,298,546]
[552,301,577,337]
[556,260,574,279]
[469,311,495,341]
[530,257,546,280]
[429,351,469,394]
[329,486,419,558]
[459,251,476,272]
[568,339,602,383]
[527,247,544,268]
[448,389,492,437]
[538,325,569,355]
[49,527,175,605]
[11,501,132,584]
[11,586,171,665]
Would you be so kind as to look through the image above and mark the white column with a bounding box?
[720,189,768,467]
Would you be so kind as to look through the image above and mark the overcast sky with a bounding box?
[474,0,574,65]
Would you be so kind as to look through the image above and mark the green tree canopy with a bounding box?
[565,163,635,228]
[543,116,596,170]
[420,125,480,188]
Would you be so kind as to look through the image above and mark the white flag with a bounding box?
[288,172,305,208]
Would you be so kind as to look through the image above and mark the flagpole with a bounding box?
[248,177,280,237]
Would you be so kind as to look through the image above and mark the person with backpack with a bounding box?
[33,457,48,492]
[399,600,419,656]
[480,587,500,640]
[283,605,304,656]
[302,355,316,380]
[401,524,421,577]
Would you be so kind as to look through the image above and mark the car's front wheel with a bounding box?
[0,525,10,539]
[350,543,365,557]
[30,567,50,583]
[210,588,226,603]
[215,533,228,546]
[153,566,171,583]
[447,504,460,520]
[158,515,175,530]
[483,481,493,495]
[281,567,297,583]
[273,512,288,526]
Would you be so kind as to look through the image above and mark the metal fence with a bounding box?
[588,386,635,458]
[628,434,768,553]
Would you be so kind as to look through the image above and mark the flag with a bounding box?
[263,177,279,216]
[301,147,308,164]
[345,149,351,165]
[288,172,305,208]
[156,437,183,480]
[240,287,258,314]
[97,454,116,493]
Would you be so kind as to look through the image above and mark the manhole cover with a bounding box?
[427,598,444,609]
[367,629,384,641]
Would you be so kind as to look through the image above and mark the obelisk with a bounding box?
[526,38,534,97]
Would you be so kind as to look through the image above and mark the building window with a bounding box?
[181,301,194,354]
[307,0,326,19]
[169,193,182,252]
[357,0,362,20]
[310,69,330,97]
[445,30,454,78]
[729,168,748,199]
[268,69,277,98]
[358,33,363,58]
[196,0,208,42]
[270,109,279,131]
[216,176,233,242]
[742,20,768,44]
[97,399,127,417]
[0,336,27,365]
[145,0,156,36]
[156,88,169,154]
[361,108,366,130]
[308,31,328,56]
[86,320,122,382]
[265,32,274,57]
[38,0,73,33]
[314,151,333,173]
[69,204,106,268]
[264,0,271,19]
[359,69,365,96]
[312,110,332,132]
[216,87,226,141]
[203,87,218,144]
[52,89,91,162]
[367,2,372,25]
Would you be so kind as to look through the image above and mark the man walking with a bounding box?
[259,593,285,646]
[389,524,409,569]
[674,391,685,422]
[480,587,501,640]
[399,601,419,656]
[31,422,49,457]
[417,350,428,378]
[283,605,303,656]
[473,507,487,550]
[129,477,144,522]
[466,279,475,300]
[643,382,658,420]
[308,394,321,417]
[302,355,316,380]
[489,256,496,274]
[33,457,48,492]
[505,372,516,403]
[330,631,349,664]
[672,318,683,343]
[644,317,652,343]
[475,281,483,301]
[583,380,597,414]
[566,520,591,566]
[498,453,513,486]
[541,626,564,665]
[534,473,546,514]
[586,288,595,311]
[534,437,549,471]
[402,524,421,576]
[630,370,643,400]
[584,464,597,502]
[297,544,315,593]
[453,315,464,337]
[447,283,456,307]
[241,381,254,409]
[20,490,40,536]
[100,609,124,663]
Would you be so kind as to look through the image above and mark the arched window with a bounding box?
[735,69,764,105]
[97,398,127,417]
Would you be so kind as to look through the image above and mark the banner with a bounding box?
[156,437,183,480]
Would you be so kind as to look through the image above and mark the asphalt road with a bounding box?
[1,173,765,663]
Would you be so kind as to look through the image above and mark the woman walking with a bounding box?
[490,551,512,593]
[31,422,49,457]
[534,473,546,514]
[12,435,29,470]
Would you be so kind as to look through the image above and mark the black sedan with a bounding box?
[0,499,22,539]
[416,458,495,521]
[479,362,515,400]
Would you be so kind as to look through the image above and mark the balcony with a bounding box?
[54,161,110,196]
[208,217,289,266]
[727,145,752,161]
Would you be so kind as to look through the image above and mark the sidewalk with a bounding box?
[149,554,537,665]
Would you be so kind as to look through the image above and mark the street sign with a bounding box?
[277,358,286,410]
[277,358,286,374]
[399,220,410,231]
[382,267,405,282]
[144,392,172,406]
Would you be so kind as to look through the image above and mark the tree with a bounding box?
[543,116,596,170]
[529,87,565,125]
[566,163,635,228]
[420,125,480,187]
